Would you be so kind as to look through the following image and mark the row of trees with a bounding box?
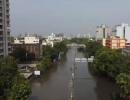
[0,57,31,100]
[37,41,68,72]
[84,41,130,99]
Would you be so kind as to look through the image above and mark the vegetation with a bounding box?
[7,76,31,100]
[83,40,130,99]
[0,57,31,100]
[0,57,17,96]
[116,73,130,99]
[72,38,130,99]
[37,57,53,72]
[38,41,68,72]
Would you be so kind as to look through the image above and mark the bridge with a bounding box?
[67,43,86,48]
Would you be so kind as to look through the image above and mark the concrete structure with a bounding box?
[47,33,63,41]
[14,35,40,44]
[96,24,112,40]
[42,33,64,47]
[13,34,42,59]
[0,0,11,57]
[105,36,126,49]
[116,23,130,43]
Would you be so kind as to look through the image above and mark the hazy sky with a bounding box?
[10,0,130,36]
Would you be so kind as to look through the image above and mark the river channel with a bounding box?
[31,47,117,100]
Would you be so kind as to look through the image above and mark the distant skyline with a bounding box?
[10,0,130,36]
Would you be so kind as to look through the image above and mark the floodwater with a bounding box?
[31,47,117,100]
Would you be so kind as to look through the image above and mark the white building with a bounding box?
[42,33,64,47]
[96,24,112,40]
[14,35,40,44]
[116,23,130,43]
[47,33,63,41]
[0,0,11,57]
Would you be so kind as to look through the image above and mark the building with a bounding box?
[116,23,130,43]
[12,43,42,59]
[14,35,40,44]
[13,35,42,59]
[0,0,11,57]
[105,36,126,49]
[42,33,64,47]
[47,33,63,42]
[96,24,112,40]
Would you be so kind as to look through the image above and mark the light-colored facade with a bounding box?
[47,33,63,42]
[0,0,11,57]
[14,35,40,44]
[96,24,112,40]
[116,23,130,43]
[105,36,126,49]
[13,35,42,59]
[42,33,64,47]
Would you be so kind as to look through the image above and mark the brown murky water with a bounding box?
[31,47,117,100]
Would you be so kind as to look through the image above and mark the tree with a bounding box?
[116,73,130,99]
[0,57,17,96]
[7,76,31,100]
[85,41,103,57]
[54,41,68,53]
[93,47,125,78]
[37,57,53,72]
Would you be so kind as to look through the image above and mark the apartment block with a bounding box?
[96,24,112,40]
[0,0,11,57]
[116,23,130,43]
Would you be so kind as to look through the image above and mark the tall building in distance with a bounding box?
[0,0,11,57]
[96,24,112,40]
[116,23,130,43]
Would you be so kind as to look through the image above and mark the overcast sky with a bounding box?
[10,0,130,36]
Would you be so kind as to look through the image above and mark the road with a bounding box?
[30,47,117,100]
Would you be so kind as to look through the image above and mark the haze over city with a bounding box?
[10,0,130,36]
[1,0,130,100]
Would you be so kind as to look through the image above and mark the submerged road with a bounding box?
[31,47,117,100]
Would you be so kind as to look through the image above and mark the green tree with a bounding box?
[8,76,31,100]
[37,57,53,72]
[93,47,125,78]
[85,41,103,57]
[0,57,17,96]
[54,41,68,53]
[116,73,130,99]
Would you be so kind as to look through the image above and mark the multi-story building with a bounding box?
[116,23,130,43]
[96,24,112,40]
[14,35,40,44]
[105,36,126,49]
[13,35,42,59]
[0,0,11,57]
